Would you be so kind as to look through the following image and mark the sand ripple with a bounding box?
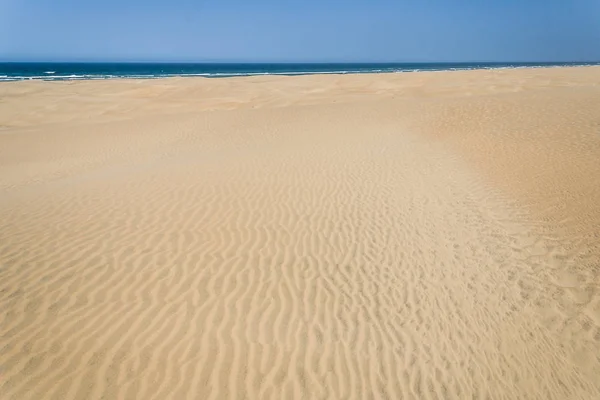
[1,68,600,399]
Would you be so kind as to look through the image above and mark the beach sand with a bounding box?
[1,66,600,399]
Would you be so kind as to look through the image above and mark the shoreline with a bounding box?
[1,62,599,83]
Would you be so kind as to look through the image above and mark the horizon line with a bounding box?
[2,60,599,65]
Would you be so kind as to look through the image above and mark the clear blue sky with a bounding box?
[1,0,599,62]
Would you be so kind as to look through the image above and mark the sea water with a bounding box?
[0,62,598,82]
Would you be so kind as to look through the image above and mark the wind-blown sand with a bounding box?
[1,67,600,399]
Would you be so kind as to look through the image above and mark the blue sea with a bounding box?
[0,62,598,81]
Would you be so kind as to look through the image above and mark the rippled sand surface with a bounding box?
[1,67,600,399]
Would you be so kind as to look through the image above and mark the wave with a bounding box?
[0,71,375,81]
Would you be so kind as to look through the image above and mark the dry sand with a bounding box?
[1,66,600,399]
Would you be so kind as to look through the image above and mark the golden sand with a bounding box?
[1,67,600,399]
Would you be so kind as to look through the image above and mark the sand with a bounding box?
[1,66,600,399]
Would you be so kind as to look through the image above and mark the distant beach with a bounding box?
[1,66,600,399]
[1,61,599,81]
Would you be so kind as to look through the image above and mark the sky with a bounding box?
[1,0,600,63]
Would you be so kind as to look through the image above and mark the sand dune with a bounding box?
[1,67,600,399]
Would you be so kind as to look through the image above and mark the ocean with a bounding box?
[0,62,597,81]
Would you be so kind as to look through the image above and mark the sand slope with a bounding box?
[1,67,600,399]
